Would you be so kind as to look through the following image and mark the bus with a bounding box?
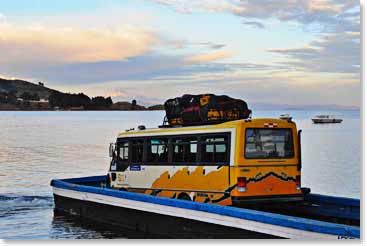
[107,118,303,206]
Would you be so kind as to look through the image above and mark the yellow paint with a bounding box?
[140,166,229,204]
[230,166,300,197]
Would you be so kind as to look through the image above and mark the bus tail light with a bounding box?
[296,175,301,190]
[237,177,247,192]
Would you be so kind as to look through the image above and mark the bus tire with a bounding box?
[177,193,191,201]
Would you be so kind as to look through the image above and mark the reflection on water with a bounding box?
[51,213,126,239]
[0,110,360,239]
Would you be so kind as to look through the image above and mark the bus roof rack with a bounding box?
[161,94,252,127]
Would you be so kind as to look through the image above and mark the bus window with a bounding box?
[201,136,228,163]
[172,137,198,163]
[131,139,144,163]
[118,141,129,161]
[245,128,294,159]
[147,138,168,163]
[172,139,184,162]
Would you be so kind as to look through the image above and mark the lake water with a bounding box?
[0,110,361,239]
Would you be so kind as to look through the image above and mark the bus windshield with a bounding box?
[245,128,294,159]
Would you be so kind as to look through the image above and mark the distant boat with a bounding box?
[279,114,292,121]
[312,115,343,124]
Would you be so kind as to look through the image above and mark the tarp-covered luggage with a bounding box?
[164,94,251,126]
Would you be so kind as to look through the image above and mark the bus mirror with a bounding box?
[109,143,115,158]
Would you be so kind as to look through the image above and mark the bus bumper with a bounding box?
[232,194,304,205]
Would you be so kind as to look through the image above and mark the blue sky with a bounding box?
[0,0,360,107]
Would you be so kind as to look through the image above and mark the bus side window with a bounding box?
[172,139,184,162]
[188,139,198,162]
[200,136,228,163]
[119,141,129,161]
[147,138,168,163]
[131,139,144,163]
[172,137,198,163]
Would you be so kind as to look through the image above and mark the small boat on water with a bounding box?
[312,115,343,124]
[279,114,292,121]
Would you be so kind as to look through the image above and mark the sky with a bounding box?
[0,0,361,107]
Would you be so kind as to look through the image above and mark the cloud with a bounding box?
[208,43,226,49]
[102,90,127,98]
[0,49,285,85]
[0,24,158,64]
[168,40,226,50]
[149,0,359,32]
[268,32,360,74]
[81,70,360,107]
[0,13,5,23]
[0,1,360,108]
[0,54,207,84]
[185,50,233,63]
[195,42,226,50]
[307,0,342,12]
[242,20,265,29]
[151,0,244,14]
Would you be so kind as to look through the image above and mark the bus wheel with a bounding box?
[177,193,191,201]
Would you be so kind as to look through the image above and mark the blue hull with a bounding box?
[51,175,359,239]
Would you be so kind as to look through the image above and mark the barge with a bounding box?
[51,175,360,239]
[50,95,359,239]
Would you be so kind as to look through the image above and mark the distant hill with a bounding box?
[111,101,146,110]
[147,104,165,110]
[252,102,359,111]
[0,77,167,111]
[110,102,164,111]
[1,77,358,111]
[0,78,59,99]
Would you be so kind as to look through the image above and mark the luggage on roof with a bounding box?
[164,94,252,126]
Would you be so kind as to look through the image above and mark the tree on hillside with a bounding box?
[89,96,113,109]
[33,93,40,101]
[132,99,137,106]
[20,92,31,100]
[20,92,40,101]
[49,92,91,109]
[49,91,113,110]
[0,92,17,104]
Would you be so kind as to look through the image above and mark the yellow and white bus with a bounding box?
[107,118,303,206]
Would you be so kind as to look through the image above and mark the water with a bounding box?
[0,110,360,239]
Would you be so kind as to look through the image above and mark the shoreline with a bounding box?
[0,108,360,112]
[0,109,165,112]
